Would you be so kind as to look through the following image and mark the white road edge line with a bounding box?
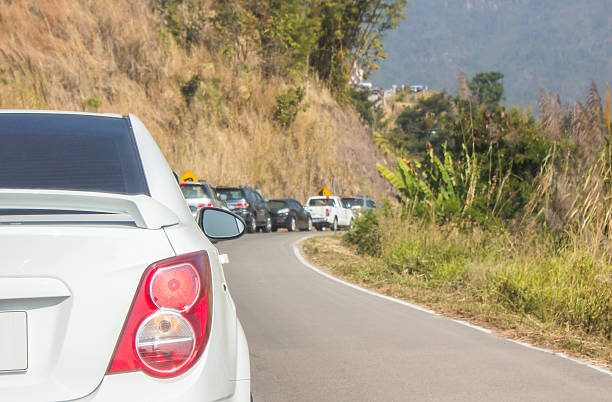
[293,235,612,377]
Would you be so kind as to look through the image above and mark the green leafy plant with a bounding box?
[377,143,494,221]
[83,96,102,111]
[344,210,382,257]
[274,87,306,128]
[181,74,201,107]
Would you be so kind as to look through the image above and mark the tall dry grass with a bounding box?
[0,0,391,201]
[535,84,612,260]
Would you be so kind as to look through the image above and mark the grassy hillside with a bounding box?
[0,0,391,201]
[374,0,612,106]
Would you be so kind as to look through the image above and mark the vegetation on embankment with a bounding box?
[305,72,612,368]
[0,0,406,201]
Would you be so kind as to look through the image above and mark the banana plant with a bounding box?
[377,143,481,219]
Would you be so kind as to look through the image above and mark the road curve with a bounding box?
[218,232,612,401]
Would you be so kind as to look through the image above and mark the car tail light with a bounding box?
[198,203,213,208]
[325,208,330,216]
[107,251,212,378]
[236,202,249,208]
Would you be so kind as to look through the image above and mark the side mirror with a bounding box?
[199,208,245,241]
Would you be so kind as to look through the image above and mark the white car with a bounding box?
[0,111,250,401]
[180,181,228,218]
[305,195,353,231]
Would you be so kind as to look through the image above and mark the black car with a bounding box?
[268,199,312,232]
[216,186,271,233]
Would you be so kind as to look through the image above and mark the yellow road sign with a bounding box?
[180,170,198,182]
[317,186,331,196]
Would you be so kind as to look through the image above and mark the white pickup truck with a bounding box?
[305,195,354,231]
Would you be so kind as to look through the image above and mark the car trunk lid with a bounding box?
[0,224,176,401]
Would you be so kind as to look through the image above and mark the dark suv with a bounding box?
[216,186,271,233]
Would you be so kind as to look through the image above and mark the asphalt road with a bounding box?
[219,232,612,402]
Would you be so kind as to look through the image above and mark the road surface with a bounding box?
[219,232,612,401]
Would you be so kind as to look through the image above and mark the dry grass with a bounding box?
[0,0,391,201]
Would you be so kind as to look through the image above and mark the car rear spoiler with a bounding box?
[0,190,179,229]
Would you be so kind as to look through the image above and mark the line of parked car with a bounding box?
[179,182,376,234]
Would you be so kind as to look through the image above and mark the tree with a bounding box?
[258,0,320,79]
[468,71,505,110]
[309,0,407,100]
[393,92,453,154]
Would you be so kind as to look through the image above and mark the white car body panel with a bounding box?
[0,111,250,401]
[0,225,176,401]
[305,196,353,227]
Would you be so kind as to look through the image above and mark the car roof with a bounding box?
[180,181,209,186]
[0,109,124,118]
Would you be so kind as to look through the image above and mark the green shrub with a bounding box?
[274,87,306,128]
[344,210,382,257]
[181,74,201,107]
[83,96,102,111]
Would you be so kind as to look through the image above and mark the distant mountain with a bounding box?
[373,0,612,106]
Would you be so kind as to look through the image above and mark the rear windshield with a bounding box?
[0,113,148,195]
[216,188,245,201]
[180,184,210,199]
[342,198,362,207]
[308,198,334,206]
[269,200,287,210]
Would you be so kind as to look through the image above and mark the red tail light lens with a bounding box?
[107,251,212,378]
[198,203,213,208]
[325,208,330,216]
[150,264,200,311]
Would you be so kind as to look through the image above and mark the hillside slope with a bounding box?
[373,0,612,106]
[0,0,391,201]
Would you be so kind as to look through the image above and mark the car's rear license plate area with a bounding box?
[0,311,28,372]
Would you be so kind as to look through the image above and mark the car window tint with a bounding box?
[269,200,286,210]
[0,113,148,195]
[342,198,361,207]
[217,189,245,200]
[308,198,334,206]
[181,184,204,198]
[367,200,376,208]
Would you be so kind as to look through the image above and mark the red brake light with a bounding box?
[198,203,213,208]
[236,202,249,208]
[150,264,200,311]
[325,208,330,216]
[107,251,212,377]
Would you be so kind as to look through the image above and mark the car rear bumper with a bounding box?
[271,215,289,227]
[312,217,331,226]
